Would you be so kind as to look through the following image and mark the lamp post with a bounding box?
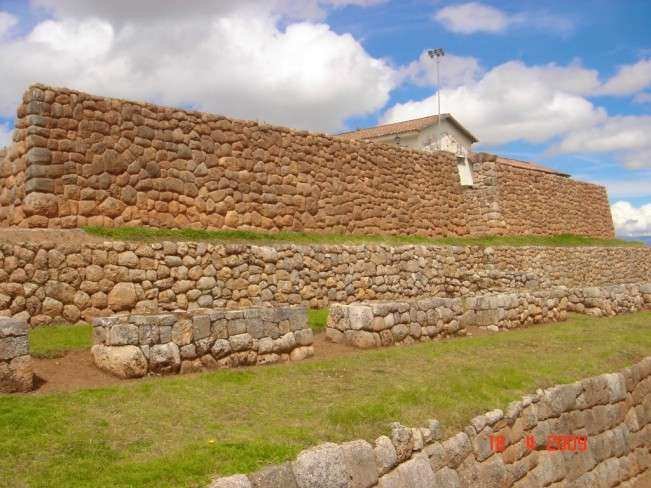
[427,47,444,149]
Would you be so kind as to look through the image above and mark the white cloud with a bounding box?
[594,178,651,200]
[433,3,573,36]
[554,116,651,169]
[434,2,512,34]
[611,201,651,236]
[598,59,651,96]
[30,0,383,23]
[0,11,17,38]
[401,51,482,88]
[0,5,397,132]
[0,122,12,147]
[383,60,606,145]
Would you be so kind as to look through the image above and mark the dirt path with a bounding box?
[0,228,106,246]
[32,350,128,393]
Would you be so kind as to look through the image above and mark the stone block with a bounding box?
[149,343,180,374]
[292,443,349,488]
[0,318,27,338]
[91,344,147,379]
[249,463,298,488]
[341,440,378,488]
[0,355,33,393]
[0,335,29,360]
[107,324,139,346]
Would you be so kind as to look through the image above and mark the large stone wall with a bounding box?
[1,240,650,326]
[209,356,651,487]
[91,306,313,378]
[0,84,615,238]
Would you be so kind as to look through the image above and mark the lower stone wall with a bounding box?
[326,283,651,349]
[568,283,651,316]
[91,306,313,378]
[0,318,32,392]
[209,356,651,487]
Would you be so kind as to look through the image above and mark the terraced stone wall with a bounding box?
[91,306,313,378]
[327,283,651,349]
[0,84,615,238]
[1,240,650,327]
[208,356,651,487]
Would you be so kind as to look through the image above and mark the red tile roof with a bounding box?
[337,114,479,143]
[496,156,569,177]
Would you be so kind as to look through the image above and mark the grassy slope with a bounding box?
[2,312,651,487]
[83,226,643,248]
[30,324,92,358]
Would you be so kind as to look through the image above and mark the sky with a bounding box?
[0,0,650,237]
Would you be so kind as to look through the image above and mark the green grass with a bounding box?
[83,226,643,248]
[307,308,329,332]
[2,312,651,487]
[29,324,92,358]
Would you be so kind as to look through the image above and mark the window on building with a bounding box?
[457,156,474,186]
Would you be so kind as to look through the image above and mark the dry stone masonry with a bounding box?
[327,284,651,350]
[1,239,650,326]
[0,84,614,238]
[326,288,570,349]
[208,356,651,487]
[568,283,651,316]
[0,318,32,392]
[91,306,313,378]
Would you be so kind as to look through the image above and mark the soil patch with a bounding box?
[30,333,359,394]
[32,349,128,393]
[0,228,105,246]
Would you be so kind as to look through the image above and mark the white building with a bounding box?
[338,114,478,186]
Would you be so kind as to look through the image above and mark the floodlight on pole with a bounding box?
[428,48,444,150]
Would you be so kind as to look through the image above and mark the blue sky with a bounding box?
[0,0,650,234]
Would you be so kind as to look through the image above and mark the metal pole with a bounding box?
[436,55,441,150]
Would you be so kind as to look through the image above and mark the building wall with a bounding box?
[0,84,615,238]
[1,240,650,327]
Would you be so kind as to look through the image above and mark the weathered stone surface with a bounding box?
[149,343,181,374]
[108,283,137,311]
[91,344,147,379]
[341,440,378,488]
[248,463,298,488]
[208,475,251,488]
[0,355,33,393]
[292,443,350,488]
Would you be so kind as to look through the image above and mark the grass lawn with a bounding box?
[2,311,650,487]
[83,226,643,248]
[29,324,93,358]
[307,308,329,332]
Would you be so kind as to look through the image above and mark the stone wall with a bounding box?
[1,240,650,326]
[91,306,313,378]
[326,288,570,349]
[568,283,651,316]
[0,318,32,392]
[0,84,615,238]
[494,159,615,238]
[327,284,651,350]
[209,356,651,487]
